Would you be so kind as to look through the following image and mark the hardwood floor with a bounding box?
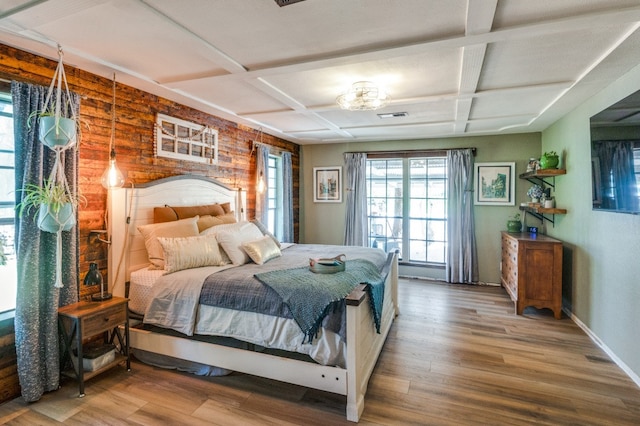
[1,279,639,425]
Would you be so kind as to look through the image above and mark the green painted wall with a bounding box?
[300,133,541,284]
[542,63,640,380]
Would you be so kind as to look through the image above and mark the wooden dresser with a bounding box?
[500,232,563,319]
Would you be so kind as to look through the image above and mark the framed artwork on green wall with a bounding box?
[313,166,342,203]
[474,162,515,206]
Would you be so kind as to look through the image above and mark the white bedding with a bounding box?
[135,245,347,367]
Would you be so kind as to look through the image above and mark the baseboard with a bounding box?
[564,307,640,388]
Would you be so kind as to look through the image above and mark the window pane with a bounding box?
[427,241,446,263]
[0,97,16,312]
[368,156,447,265]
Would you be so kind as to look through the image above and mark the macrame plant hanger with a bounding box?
[39,45,79,288]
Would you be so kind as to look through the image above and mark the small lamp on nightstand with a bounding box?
[84,263,112,301]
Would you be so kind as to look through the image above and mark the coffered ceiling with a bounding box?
[1,0,640,144]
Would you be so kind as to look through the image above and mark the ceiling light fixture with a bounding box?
[336,81,390,111]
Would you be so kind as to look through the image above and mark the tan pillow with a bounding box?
[215,223,264,265]
[197,215,224,232]
[158,235,225,273]
[172,203,225,219]
[217,212,237,224]
[137,216,199,269]
[241,235,282,265]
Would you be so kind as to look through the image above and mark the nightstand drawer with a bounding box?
[82,304,126,336]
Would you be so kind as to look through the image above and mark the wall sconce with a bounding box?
[101,73,125,189]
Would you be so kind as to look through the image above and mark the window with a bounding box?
[0,92,16,313]
[266,154,284,240]
[366,156,447,265]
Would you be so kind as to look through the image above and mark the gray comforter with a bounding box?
[143,244,386,337]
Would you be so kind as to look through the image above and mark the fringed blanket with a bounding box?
[255,257,389,343]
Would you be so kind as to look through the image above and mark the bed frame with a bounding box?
[108,175,398,422]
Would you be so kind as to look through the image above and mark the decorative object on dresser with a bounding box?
[500,232,563,319]
[57,297,130,397]
[506,213,522,233]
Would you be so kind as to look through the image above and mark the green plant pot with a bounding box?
[507,220,522,233]
[38,116,77,149]
[37,203,75,233]
[539,154,559,169]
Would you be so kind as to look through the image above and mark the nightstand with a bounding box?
[58,296,130,397]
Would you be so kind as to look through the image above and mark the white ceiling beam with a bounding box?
[137,0,247,74]
[159,5,640,86]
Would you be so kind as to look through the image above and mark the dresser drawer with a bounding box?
[82,304,127,336]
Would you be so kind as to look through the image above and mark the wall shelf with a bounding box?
[519,168,567,226]
[519,169,566,188]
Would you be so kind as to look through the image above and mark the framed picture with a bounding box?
[474,162,516,206]
[313,166,342,203]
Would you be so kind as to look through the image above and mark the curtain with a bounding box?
[446,149,478,284]
[594,140,639,211]
[12,81,80,402]
[255,144,269,225]
[281,151,294,243]
[344,153,368,246]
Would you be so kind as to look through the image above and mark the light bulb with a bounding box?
[101,151,125,189]
[257,173,265,193]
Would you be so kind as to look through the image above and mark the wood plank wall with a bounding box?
[0,43,300,403]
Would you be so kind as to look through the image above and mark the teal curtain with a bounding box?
[594,140,639,211]
[12,81,79,402]
[446,149,478,284]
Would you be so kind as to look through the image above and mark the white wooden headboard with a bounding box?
[107,175,245,297]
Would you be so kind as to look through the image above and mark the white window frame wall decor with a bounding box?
[155,113,218,165]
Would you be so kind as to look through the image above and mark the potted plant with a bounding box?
[17,180,86,233]
[539,151,559,169]
[527,184,544,202]
[507,213,522,233]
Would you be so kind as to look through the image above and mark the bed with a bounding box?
[107,175,399,422]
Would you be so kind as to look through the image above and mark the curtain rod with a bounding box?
[345,147,477,156]
[251,140,291,155]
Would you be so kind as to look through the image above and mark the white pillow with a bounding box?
[200,221,250,263]
[158,235,226,274]
[241,235,282,265]
[137,216,199,269]
[215,223,264,265]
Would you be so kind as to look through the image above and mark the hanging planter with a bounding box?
[37,202,76,233]
[38,116,77,149]
[33,45,80,151]
[17,180,84,234]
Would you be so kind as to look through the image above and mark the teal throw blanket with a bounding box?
[255,258,386,343]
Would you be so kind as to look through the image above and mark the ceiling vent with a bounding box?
[274,0,306,6]
[377,112,409,119]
